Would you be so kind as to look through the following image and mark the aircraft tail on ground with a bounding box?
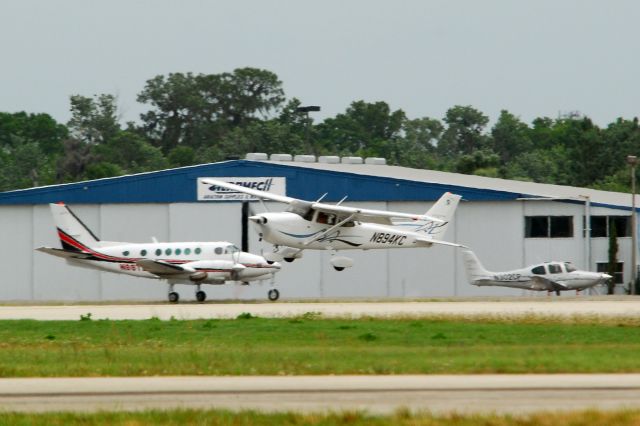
[49,203,100,252]
[462,249,493,285]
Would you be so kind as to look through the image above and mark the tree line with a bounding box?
[1,67,639,192]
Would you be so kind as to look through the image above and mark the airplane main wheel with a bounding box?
[333,266,345,271]
[196,290,206,303]
[168,291,179,303]
[268,289,280,301]
[284,257,295,263]
[266,260,275,265]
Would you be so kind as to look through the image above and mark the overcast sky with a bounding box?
[1,1,639,127]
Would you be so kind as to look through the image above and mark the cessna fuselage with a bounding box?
[250,212,437,251]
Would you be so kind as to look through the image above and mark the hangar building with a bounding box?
[0,157,636,301]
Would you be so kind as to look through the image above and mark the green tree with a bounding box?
[137,68,285,153]
[316,101,405,160]
[438,105,489,157]
[68,94,120,145]
[490,110,532,164]
[94,131,167,172]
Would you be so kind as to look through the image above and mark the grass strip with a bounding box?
[0,315,639,376]
[1,408,640,425]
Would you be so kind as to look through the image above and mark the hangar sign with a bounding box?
[197,177,286,201]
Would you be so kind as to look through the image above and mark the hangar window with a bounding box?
[525,216,573,238]
[597,262,624,284]
[122,250,130,256]
[525,216,548,238]
[195,247,202,255]
[610,216,631,237]
[165,248,172,256]
[184,248,191,255]
[550,216,573,238]
[175,248,182,255]
[531,265,546,275]
[215,247,223,255]
[140,249,147,256]
[584,216,631,238]
[155,249,162,256]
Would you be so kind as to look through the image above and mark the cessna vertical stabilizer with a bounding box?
[462,249,611,295]
[37,203,282,302]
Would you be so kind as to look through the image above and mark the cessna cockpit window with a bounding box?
[548,264,562,274]
[565,262,577,272]
[531,265,546,275]
[226,245,240,254]
[316,212,336,225]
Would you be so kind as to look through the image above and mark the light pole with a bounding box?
[295,105,321,154]
[627,155,638,295]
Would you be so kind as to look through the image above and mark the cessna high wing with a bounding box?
[462,249,611,295]
[202,179,462,271]
[37,203,282,302]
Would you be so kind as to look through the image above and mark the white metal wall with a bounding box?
[0,199,633,301]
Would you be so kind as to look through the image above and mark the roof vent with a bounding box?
[318,156,340,164]
[294,154,316,163]
[245,153,268,161]
[270,153,293,161]
[365,157,386,165]
[341,156,363,164]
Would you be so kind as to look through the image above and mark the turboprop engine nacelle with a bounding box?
[185,260,237,282]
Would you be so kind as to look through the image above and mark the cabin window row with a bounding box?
[122,248,203,257]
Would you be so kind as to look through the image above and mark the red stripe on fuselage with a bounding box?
[56,228,188,265]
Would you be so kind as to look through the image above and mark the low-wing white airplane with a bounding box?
[462,249,611,295]
[37,203,282,302]
[202,179,462,270]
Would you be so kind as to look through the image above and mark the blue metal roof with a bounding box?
[0,160,525,205]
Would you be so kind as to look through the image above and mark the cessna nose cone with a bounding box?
[249,215,267,224]
[601,273,613,281]
[271,261,282,270]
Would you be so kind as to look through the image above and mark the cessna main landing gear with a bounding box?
[195,284,207,303]
[268,288,280,301]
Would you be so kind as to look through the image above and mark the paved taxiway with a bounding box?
[1,375,640,414]
[0,300,638,320]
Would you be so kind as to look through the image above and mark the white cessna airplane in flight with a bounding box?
[462,249,611,295]
[37,203,282,302]
[202,179,462,270]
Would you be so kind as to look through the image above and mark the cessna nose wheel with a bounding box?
[267,289,280,301]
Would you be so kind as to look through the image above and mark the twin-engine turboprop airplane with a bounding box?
[37,203,282,302]
[462,249,611,295]
[202,179,462,270]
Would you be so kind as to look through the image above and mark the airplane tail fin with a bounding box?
[49,203,100,252]
[411,192,461,240]
[462,249,492,285]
